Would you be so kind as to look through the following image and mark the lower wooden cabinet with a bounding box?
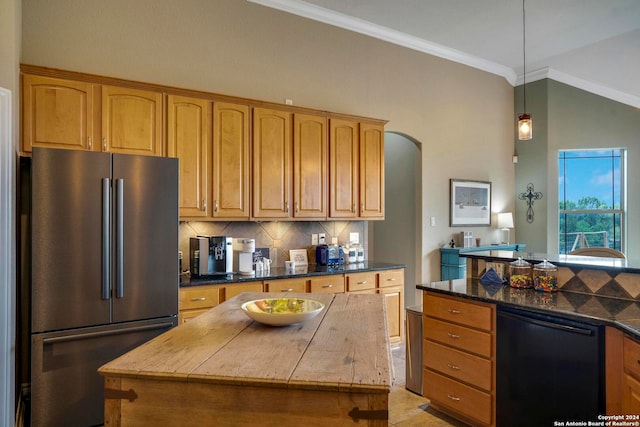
[178,285,223,323]
[623,336,640,414]
[422,292,496,427]
[264,277,307,293]
[179,269,404,343]
[347,269,404,344]
[223,281,263,301]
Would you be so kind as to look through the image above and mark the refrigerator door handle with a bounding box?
[116,178,124,299]
[102,178,110,300]
[41,322,176,345]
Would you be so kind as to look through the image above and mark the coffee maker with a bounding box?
[234,238,255,276]
[190,236,232,277]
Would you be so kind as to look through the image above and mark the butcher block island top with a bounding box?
[98,292,392,426]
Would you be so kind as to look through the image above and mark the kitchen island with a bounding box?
[98,292,392,426]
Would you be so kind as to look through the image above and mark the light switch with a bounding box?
[349,232,360,244]
[430,217,436,227]
[311,234,318,245]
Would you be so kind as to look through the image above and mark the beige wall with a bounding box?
[21,0,515,283]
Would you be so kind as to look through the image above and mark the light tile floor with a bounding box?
[389,343,467,426]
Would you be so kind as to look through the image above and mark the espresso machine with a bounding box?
[190,236,233,277]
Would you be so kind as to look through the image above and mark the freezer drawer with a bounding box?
[31,317,176,427]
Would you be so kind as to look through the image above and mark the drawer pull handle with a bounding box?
[322,284,333,288]
[447,332,460,339]
[448,309,461,314]
[386,278,396,281]
[191,297,206,301]
[447,394,461,402]
[357,281,368,285]
[447,363,460,371]
[281,288,293,292]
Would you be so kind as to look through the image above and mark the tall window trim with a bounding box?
[558,149,626,254]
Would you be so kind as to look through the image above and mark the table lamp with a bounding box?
[498,212,514,244]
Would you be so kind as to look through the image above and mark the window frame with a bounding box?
[557,148,626,254]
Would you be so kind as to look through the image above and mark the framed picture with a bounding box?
[289,249,308,266]
[450,179,491,226]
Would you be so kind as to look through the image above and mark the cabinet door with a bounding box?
[102,85,163,156]
[22,74,96,153]
[360,123,385,218]
[213,102,250,219]
[329,119,358,218]
[623,373,640,414]
[379,286,403,343]
[293,114,327,218]
[167,95,211,218]
[252,108,292,219]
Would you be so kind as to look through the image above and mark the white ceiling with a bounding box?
[249,0,640,108]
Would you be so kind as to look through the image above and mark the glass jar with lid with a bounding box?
[509,257,532,288]
[533,259,558,292]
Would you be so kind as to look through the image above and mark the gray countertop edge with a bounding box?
[181,261,406,287]
[416,280,640,341]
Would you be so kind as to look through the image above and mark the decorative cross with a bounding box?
[518,183,543,223]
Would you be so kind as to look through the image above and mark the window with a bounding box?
[558,149,625,254]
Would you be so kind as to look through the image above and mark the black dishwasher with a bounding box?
[497,306,605,427]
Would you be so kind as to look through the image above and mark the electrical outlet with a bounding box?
[349,232,360,244]
[331,237,338,245]
[311,234,318,245]
[318,233,326,244]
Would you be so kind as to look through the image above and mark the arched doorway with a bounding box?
[372,131,422,308]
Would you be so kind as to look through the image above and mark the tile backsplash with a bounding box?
[179,221,367,269]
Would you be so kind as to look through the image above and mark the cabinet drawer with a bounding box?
[224,281,263,301]
[424,293,493,331]
[424,369,492,426]
[624,336,640,379]
[346,272,376,292]
[309,275,345,293]
[378,269,404,288]
[424,316,492,358]
[423,340,492,391]
[179,286,222,310]
[265,278,307,293]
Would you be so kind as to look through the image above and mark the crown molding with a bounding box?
[517,67,640,108]
[249,0,639,109]
[248,0,517,84]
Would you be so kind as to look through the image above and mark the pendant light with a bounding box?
[518,0,532,140]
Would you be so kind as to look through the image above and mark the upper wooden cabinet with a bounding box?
[212,102,250,219]
[101,86,164,156]
[359,123,385,219]
[252,107,292,219]
[22,74,97,153]
[329,119,385,219]
[329,119,359,219]
[293,114,327,219]
[21,67,386,221]
[21,73,164,157]
[166,95,211,218]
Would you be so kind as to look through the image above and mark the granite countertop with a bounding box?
[417,278,640,340]
[460,250,640,274]
[181,261,405,287]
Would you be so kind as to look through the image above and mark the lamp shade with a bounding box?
[498,212,514,229]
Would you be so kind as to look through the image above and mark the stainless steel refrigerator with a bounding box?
[27,147,179,426]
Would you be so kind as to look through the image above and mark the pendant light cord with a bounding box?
[522,0,526,112]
